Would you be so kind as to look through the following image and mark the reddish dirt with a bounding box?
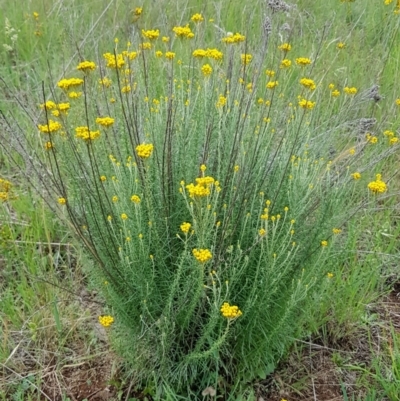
[40,359,116,401]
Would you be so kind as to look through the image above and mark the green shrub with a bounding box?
[1,2,399,398]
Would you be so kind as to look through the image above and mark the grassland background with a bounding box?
[1,0,400,400]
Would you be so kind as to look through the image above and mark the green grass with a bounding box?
[1,0,400,399]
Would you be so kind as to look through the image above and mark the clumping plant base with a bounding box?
[1,0,399,399]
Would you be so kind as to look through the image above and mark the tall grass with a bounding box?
[1,0,400,399]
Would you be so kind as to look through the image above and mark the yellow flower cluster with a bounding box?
[57,78,84,90]
[121,50,138,60]
[44,141,53,150]
[58,197,66,205]
[351,172,361,180]
[321,240,328,247]
[298,98,316,109]
[186,176,216,197]
[131,195,141,203]
[216,95,227,108]
[40,101,70,117]
[103,52,125,68]
[57,102,70,112]
[99,77,112,87]
[96,116,115,127]
[278,43,292,52]
[280,59,291,68]
[192,248,212,263]
[201,64,213,76]
[192,48,223,60]
[38,120,62,133]
[241,54,252,65]
[299,78,316,90]
[172,24,194,38]
[140,42,152,50]
[40,100,56,110]
[165,51,175,60]
[69,91,82,99]
[98,315,114,327]
[344,86,357,95]
[180,222,191,234]
[368,174,387,194]
[76,60,96,71]
[221,32,245,44]
[266,81,278,89]
[136,143,154,158]
[366,133,378,144]
[0,178,12,202]
[142,29,160,40]
[220,302,242,319]
[191,13,204,23]
[295,57,312,66]
[75,126,101,141]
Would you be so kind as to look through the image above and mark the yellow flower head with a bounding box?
[241,53,252,65]
[58,197,66,205]
[96,116,115,127]
[344,86,358,95]
[295,57,312,66]
[173,24,194,38]
[216,95,227,108]
[368,174,387,194]
[103,52,125,68]
[98,315,114,327]
[278,43,292,52]
[191,13,204,23]
[68,91,82,99]
[131,195,141,203]
[142,29,160,40]
[220,302,242,319]
[299,77,316,91]
[266,80,278,89]
[222,32,245,44]
[280,59,291,68]
[99,77,112,87]
[180,222,191,234]
[76,60,96,72]
[75,126,100,141]
[298,98,316,109]
[201,63,213,76]
[40,100,56,110]
[136,143,154,158]
[165,51,175,60]
[38,120,62,133]
[57,78,84,90]
[192,248,212,263]
[44,141,54,150]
